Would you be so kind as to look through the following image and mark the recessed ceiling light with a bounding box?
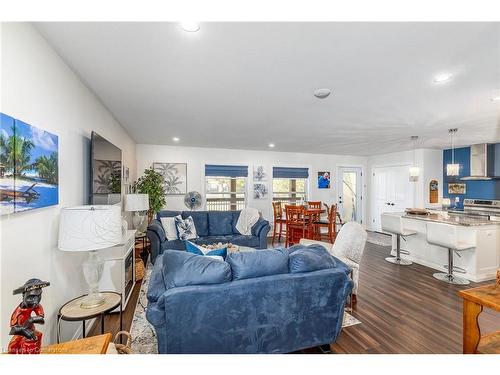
[314,88,332,99]
[433,73,452,83]
[180,22,200,32]
[172,137,180,142]
[491,96,500,102]
[268,143,275,148]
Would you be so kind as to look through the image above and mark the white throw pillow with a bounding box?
[175,216,198,240]
[160,215,182,241]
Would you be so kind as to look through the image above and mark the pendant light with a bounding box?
[446,128,460,176]
[409,136,420,182]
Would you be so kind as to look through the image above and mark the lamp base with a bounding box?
[80,292,106,309]
[81,250,105,309]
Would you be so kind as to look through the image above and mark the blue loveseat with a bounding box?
[147,210,271,264]
[146,244,353,353]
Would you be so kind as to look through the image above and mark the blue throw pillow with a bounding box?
[162,250,232,290]
[289,244,337,273]
[185,241,228,259]
[226,248,289,280]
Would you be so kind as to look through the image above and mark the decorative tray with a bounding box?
[405,208,430,215]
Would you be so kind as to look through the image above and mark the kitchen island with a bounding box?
[383,212,500,282]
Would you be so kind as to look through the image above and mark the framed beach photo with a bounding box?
[153,162,187,195]
[1,113,59,215]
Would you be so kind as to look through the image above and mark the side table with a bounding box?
[458,283,500,354]
[135,232,150,262]
[57,291,122,343]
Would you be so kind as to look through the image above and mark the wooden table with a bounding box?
[458,283,500,354]
[42,333,111,354]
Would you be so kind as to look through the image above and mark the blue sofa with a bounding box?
[147,210,270,264]
[146,244,353,353]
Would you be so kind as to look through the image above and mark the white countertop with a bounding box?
[402,212,499,226]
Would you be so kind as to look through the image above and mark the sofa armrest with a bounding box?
[147,220,166,264]
[251,218,271,249]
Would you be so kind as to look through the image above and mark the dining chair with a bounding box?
[271,201,286,244]
[314,203,338,243]
[307,201,322,209]
[285,205,309,247]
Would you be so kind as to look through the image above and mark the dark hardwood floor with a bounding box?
[330,242,498,354]
[89,239,499,354]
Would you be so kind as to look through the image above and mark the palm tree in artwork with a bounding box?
[35,152,58,184]
[154,163,183,194]
[0,125,35,177]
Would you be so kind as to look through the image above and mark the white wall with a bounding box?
[0,23,137,347]
[366,148,443,230]
[136,144,368,224]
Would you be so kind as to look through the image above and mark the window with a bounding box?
[205,165,248,211]
[272,167,309,205]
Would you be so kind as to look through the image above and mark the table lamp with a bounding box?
[125,194,149,234]
[58,205,122,308]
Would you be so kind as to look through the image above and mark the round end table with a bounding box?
[57,291,122,343]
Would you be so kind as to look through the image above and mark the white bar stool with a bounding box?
[426,222,474,285]
[381,214,416,266]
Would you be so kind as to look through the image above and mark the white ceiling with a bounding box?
[35,22,500,156]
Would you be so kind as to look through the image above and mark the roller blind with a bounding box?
[272,167,309,179]
[205,164,248,177]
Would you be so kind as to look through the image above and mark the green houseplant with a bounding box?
[133,167,166,223]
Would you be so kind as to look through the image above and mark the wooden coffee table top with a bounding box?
[458,284,500,312]
[41,333,112,354]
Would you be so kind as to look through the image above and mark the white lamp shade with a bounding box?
[58,205,122,252]
[125,194,149,212]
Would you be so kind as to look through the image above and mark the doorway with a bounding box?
[371,165,414,231]
[337,166,363,224]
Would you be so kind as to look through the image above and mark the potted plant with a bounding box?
[133,167,166,223]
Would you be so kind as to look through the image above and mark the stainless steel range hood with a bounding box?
[460,143,500,180]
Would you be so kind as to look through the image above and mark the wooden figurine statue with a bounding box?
[8,279,50,354]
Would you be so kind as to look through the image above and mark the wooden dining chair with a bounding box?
[272,201,286,244]
[314,203,338,243]
[285,205,309,247]
[307,201,322,209]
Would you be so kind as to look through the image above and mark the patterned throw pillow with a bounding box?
[185,241,227,260]
[175,216,198,240]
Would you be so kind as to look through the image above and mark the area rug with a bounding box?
[366,230,392,247]
[130,262,361,354]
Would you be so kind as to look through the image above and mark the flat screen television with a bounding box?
[90,131,122,205]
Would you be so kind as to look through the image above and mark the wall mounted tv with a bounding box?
[90,131,122,205]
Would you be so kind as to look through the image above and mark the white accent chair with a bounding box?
[426,222,474,285]
[300,221,367,299]
[381,213,416,266]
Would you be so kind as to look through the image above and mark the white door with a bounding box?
[337,167,363,224]
[372,165,413,231]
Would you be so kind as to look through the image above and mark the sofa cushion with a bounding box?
[208,211,234,236]
[161,239,186,252]
[182,211,209,237]
[185,241,228,259]
[226,248,289,281]
[160,215,182,241]
[231,211,241,234]
[175,216,198,240]
[230,234,260,248]
[148,220,166,243]
[157,210,182,219]
[289,244,337,274]
[162,250,232,290]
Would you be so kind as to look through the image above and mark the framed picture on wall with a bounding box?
[153,162,187,195]
[253,183,268,199]
[448,183,466,195]
[253,165,267,181]
[318,171,331,189]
